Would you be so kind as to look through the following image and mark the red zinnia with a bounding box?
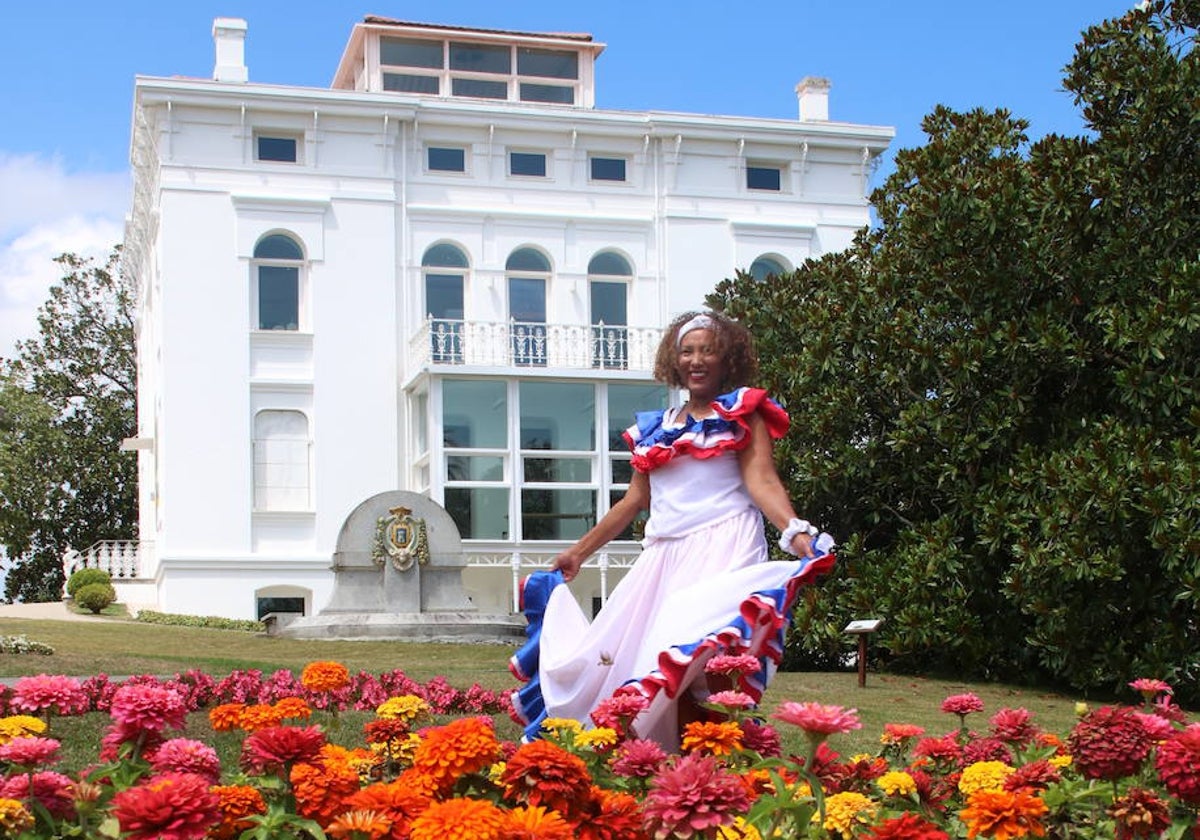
[110,772,220,840]
[862,812,951,840]
[240,724,326,775]
[502,738,593,817]
[642,753,750,840]
[1155,724,1200,805]
[1068,705,1153,781]
[0,770,75,818]
[989,708,1038,747]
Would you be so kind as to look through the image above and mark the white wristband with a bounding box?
[779,518,818,555]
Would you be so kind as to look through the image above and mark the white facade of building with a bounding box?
[104,16,892,621]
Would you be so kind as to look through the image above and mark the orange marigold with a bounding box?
[209,784,267,840]
[959,788,1048,840]
[501,739,592,819]
[411,716,501,794]
[410,798,508,840]
[681,720,745,756]
[301,661,351,692]
[577,787,648,840]
[208,703,247,733]
[505,804,575,840]
[346,779,432,839]
[273,697,313,722]
[240,703,285,732]
[291,745,364,826]
[327,808,394,840]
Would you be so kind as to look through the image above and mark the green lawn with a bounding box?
[1,613,1185,762]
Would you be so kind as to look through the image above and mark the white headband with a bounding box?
[676,314,714,346]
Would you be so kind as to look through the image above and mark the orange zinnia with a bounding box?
[239,703,284,732]
[208,703,246,732]
[409,797,507,840]
[273,697,313,722]
[501,739,592,818]
[301,660,352,692]
[347,779,432,838]
[411,716,501,794]
[681,720,745,756]
[959,788,1048,840]
[209,785,267,840]
[291,745,364,825]
[326,808,394,840]
[504,804,575,840]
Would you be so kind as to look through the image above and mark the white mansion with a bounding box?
[82,15,892,621]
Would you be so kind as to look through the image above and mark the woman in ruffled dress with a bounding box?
[510,310,836,749]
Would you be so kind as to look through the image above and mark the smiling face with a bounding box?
[676,327,725,402]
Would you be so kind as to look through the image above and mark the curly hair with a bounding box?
[652,310,759,391]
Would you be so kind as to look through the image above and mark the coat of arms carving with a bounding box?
[371,506,431,572]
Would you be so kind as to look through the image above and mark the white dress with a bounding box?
[509,387,835,748]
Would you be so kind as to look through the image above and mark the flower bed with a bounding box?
[0,663,1195,838]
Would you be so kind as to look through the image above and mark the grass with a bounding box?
[2,613,1191,768]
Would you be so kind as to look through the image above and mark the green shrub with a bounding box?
[134,610,264,633]
[74,582,117,614]
[66,568,112,598]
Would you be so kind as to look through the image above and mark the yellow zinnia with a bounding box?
[959,760,1016,795]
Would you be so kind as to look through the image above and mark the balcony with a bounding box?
[409,318,662,373]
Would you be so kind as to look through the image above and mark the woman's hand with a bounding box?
[551,547,586,582]
[788,532,816,559]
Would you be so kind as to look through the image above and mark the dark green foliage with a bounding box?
[0,249,136,602]
[712,2,1199,704]
[74,581,117,614]
[133,610,266,633]
[65,567,112,598]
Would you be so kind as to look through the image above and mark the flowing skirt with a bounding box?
[510,508,835,748]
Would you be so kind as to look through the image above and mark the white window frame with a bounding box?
[253,131,303,164]
[252,409,313,512]
[425,144,469,174]
[508,149,550,179]
[746,160,785,193]
[250,234,308,333]
[588,154,629,184]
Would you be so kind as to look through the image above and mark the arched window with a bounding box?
[506,247,550,366]
[253,410,311,510]
[749,255,789,283]
[588,252,632,369]
[253,234,305,330]
[423,243,469,363]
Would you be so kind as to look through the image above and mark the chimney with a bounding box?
[796,76,831,122]
[213,18,248,83]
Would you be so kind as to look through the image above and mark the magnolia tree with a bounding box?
[0,248,136,602]
[709,1,1200,704]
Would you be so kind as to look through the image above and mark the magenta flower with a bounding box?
[0,736,61,768]
[591,691,650,735]
[610,738,668,778]
[739,719,782,757]
[940,693,984,717]
[772,701,862,736]
[642,753,750,839]
[706,691,756,710]
[109,684,188,734]
[704,654,761,677]
[1128,678,1173,701]
[148,738,222,781]
[1133,711,1176,742]
[0,770,76,818]
[10,675,90,717]
[989,708,1038,747]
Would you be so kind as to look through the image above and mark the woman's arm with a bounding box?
[551,470,651,582]
[737,411,816,558]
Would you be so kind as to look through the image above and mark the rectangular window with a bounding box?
[589,156,627,182]
[747,164,783,191]
[381,37,443,68]
[519,83,575,104]
[517,48,578,79]
[449,42,511,74]
[451,77,508,99]
[509,151,547,178]
[384,73,440,94]
[442,380,509,540]
[255,135,298,163]
[257,266,299,330]
[427,146,466,172]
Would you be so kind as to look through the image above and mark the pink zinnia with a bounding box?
[110,772,220,840]
[706,691,755,710]
[109,684,188,734]
[149,738,222,781]
[1133,711,1176,742]
[0,736,60,768]
[10,675,90,717]
[0,770,75,818]
[772,701,861,736]
[642,753,750,840]
[704,654,761,677]
[1128,678,1172,700]
[591,691,650,734]
[610,738,668,778]
[940,693,984,717]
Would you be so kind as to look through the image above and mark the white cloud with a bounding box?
[0,153,128,359]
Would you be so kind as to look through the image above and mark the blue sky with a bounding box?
[0,0,1137,358]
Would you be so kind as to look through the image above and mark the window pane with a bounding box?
[425,273,463,318]
[257,597,305,619]
[521,489,595,540]
[523,457,591,482]
[506,248,550,272]
[609,383,668,447]
[256,136,297,162]
[517,48,578,79]
[443,379,506,449]
[750,257,786,282]
[519,83,575,104]
[381,37,443,68]
[447,455,504,481]
[747,165,782,191]
[610,489,644,540]
[509,277,545,322]
[588,252,631,276]
[449,42,511,74]
[610,458,633,484]
[427,146,465,171]
[384,73,440,94]
[258,266,299,330]
[509,152,547,177]
[423,243,468,268]
[451,77,508,99]
[520,381,594,450]
[589,156,626,182]
[590,281,626,326]
[445,487,509,539]
[254,234,303,260]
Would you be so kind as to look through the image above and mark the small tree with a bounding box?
[0,248,137,602]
